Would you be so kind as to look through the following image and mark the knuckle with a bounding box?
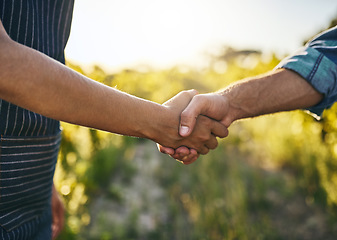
[218,128,228,138]
[188,89,198,96]
[181,89,197,98]
[181,90,189,95]
[210,140,218,149]
[201,148,209,155]
[193,94,204,102]
[181,110,194,121]
[194,94,209,107]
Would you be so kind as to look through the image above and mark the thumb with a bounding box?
[179,96,203,137]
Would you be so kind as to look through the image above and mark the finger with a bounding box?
[198,145,209,155]
[190,148,198,155]
[189,115,221,150]
[52,216,60,240]
[204,135,218,150]
[172,147,194,161]
[210,120,229,138]
[178,89,198,101]
[168,152,180,159]
[185,89,199,98]
[171,147,199,163]
[157,144,175,155]
[52,225,57,240]
[175,146,191,156]
[179,95,207,137]
[163,89,198,106]
[52,189,65,240]
[178,154,195,164]
[183,155,199,165]
[182,151,199,164]
[58,206,65,236]
[182,150,199,161]
[52,226,60,240]
[167,151,187,160]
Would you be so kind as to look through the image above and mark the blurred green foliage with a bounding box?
[55,44,337,239]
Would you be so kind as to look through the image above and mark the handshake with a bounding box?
[153,69,324,164]
[155,89,232,165]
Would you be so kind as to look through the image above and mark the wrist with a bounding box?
[138,104,181,147]
[219,89,242,127]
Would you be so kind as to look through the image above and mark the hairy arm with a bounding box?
[178,68,324,136]
[159,68,323,162]
[0,21,227,152]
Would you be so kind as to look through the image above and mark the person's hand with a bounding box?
[179,92,231,137]
[157,90,228,164]
[52,184,65,240]
[157,144,199,164]
[158,92,231,164]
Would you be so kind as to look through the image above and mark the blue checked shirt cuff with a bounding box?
[276,46,337,118]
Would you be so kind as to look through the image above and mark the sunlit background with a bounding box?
[57,1,337,239]
[66,0,337,70]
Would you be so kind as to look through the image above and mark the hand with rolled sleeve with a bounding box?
[160,25,337,163]
[160,68,323,163]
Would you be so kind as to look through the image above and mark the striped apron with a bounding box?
[0,0,74,239]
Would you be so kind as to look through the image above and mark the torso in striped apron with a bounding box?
[0,0,74,239]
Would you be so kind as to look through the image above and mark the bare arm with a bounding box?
[178,68,324,137]
[0,23,160,139]
[0,22,227,152]
[159,68,323,162]
[220,68,323,126]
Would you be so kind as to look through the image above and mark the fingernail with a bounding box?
[180,126,189,136]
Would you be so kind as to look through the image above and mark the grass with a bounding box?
[64,137,337,240]
[56,53,337,239]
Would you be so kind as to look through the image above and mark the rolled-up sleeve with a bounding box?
[276,26,337,117]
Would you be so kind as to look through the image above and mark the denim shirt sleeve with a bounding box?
[276,26,337,118]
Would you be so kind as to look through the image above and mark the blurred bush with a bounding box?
[55,45,337,239]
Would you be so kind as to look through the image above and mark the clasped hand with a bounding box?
[158,90,230,164]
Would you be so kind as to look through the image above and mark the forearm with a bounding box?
[0,29,170,142]
[220,68,324,125]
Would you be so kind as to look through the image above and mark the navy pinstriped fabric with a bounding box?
[1,207,52,240]
[0,0,74,137]
[0,133,61,237]
[0,0,74,239]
